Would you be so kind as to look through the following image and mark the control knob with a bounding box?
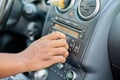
[66,70,78,80]
[33,69,48,80]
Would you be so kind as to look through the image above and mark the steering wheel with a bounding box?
[0,0,14,31]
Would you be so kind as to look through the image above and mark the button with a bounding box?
[56,63,64,69]
[67,37,70,44]
[75,42,80,49]
[56,72,60,75]
[69,22,80,28]
[68,10,74,18]
[71,40,75,45]
[72,42,79,54]
[68,39,76,52]
[79,33,84,39]
[70,40,75,51]
[73,23,79,27]
[54,17,58,20]
[69,47,72,52]
[82,29,86,33]
[68,39,72,47]
[60,74,63,77]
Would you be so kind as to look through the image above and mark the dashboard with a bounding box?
[0,0,120,80]
[40,0,111,80]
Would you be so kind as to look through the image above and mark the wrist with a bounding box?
[17,51,31,73]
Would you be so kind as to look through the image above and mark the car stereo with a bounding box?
[30,18,85,79]
[49,17,85,55]
[32,16,87,80]
[31,0,101,80]
[31,0,115,80]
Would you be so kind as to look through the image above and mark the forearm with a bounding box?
[0,53,27,78]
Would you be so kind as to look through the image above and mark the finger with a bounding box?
[50,39,68,49]
[51,47,69,58]
[50,56,66,64]
[44,31,66,40]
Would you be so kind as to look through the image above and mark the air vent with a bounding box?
[57,0,75,13]
[78,0,100,20]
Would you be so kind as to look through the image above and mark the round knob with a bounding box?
[23,3,37,19]
[66,70,77,80]
[33,69,48,80]
[56,63,64,69]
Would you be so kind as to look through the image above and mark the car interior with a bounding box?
[0,0,120,80]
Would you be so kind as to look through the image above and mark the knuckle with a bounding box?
[61,47,67,53]
[57,32,61,37]
[65,42,69,49]
[62,40,69,49]
[62,39,66,42]
[61,57,66,63]
[62,34,66,38]
[54,31,60,35]
[61,39,67,45]
[60,47,66,52]
[66,43,69,50]
[59,56,64,60]
[63,49,69,57]
[46,41,52,47]
[55,56,66,63]
[64,39,68,44]
[65,51,69,57]
[44,42,53,51]
[55,31,66,38]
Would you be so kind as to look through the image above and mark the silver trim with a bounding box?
[78,0,100,20]
[0,0,6,22]
[34,69,48,80]
[57,0,75,12]
[66,70,77,80]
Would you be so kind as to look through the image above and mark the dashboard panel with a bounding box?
[0,0,120,80]
[31,0,119,80]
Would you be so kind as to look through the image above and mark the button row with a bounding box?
[67,37,81,54]
[48,29,81,54]
[50,62,75,80]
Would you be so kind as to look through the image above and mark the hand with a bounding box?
[20,31,69,72]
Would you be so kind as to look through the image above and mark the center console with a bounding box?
[42,0,100,68]
[31,0,114,80]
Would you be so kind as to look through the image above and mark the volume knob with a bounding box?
[66,70,77,80]
[33,69,48,80]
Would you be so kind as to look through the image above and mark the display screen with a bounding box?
[53,24,79,38]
